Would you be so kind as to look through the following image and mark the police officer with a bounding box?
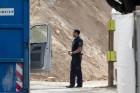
[66,29,83,88]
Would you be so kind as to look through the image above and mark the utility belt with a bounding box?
[72,53,83,57]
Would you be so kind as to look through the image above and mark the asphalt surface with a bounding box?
[31,81,117,93]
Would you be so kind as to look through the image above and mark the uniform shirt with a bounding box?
[72,36,83,56]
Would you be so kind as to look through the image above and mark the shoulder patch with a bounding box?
[79,42,82,45]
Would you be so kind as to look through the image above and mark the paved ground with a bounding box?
[31,81,117,93]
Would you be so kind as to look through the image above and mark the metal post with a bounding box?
[108,31,114,86]
[136,11,140,93]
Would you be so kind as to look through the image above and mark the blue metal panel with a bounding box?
[0,92,27,93]
[0,25,24,28]
[0,0,23,24]
[0,29,23,58]
[0,0,30,92]
[0,64,16,92]
[0,59,23,62]
[23,0,30,90]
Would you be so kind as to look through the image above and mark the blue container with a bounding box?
[0,0,30,92]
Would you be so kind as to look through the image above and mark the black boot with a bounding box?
[76,85,82,88]
[66,85,75,88]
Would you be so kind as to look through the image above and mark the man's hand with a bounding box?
[68,51,73,56]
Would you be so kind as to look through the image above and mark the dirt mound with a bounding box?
[30,0,111,82]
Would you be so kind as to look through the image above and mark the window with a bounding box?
[30,25,48,43]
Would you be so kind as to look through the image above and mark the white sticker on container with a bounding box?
[0,8,14,16]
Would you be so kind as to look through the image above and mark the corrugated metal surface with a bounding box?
[0,0,29,92]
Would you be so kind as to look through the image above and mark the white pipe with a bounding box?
[114,13,136,93]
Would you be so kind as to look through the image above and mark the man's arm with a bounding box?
[72,47,82,54]
[68,47,82,56]
[69,39,83,55]
[73,39,83,54]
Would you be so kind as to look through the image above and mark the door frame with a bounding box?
[30,23,52,72]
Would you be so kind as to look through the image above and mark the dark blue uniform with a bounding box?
[70,36,83,86]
